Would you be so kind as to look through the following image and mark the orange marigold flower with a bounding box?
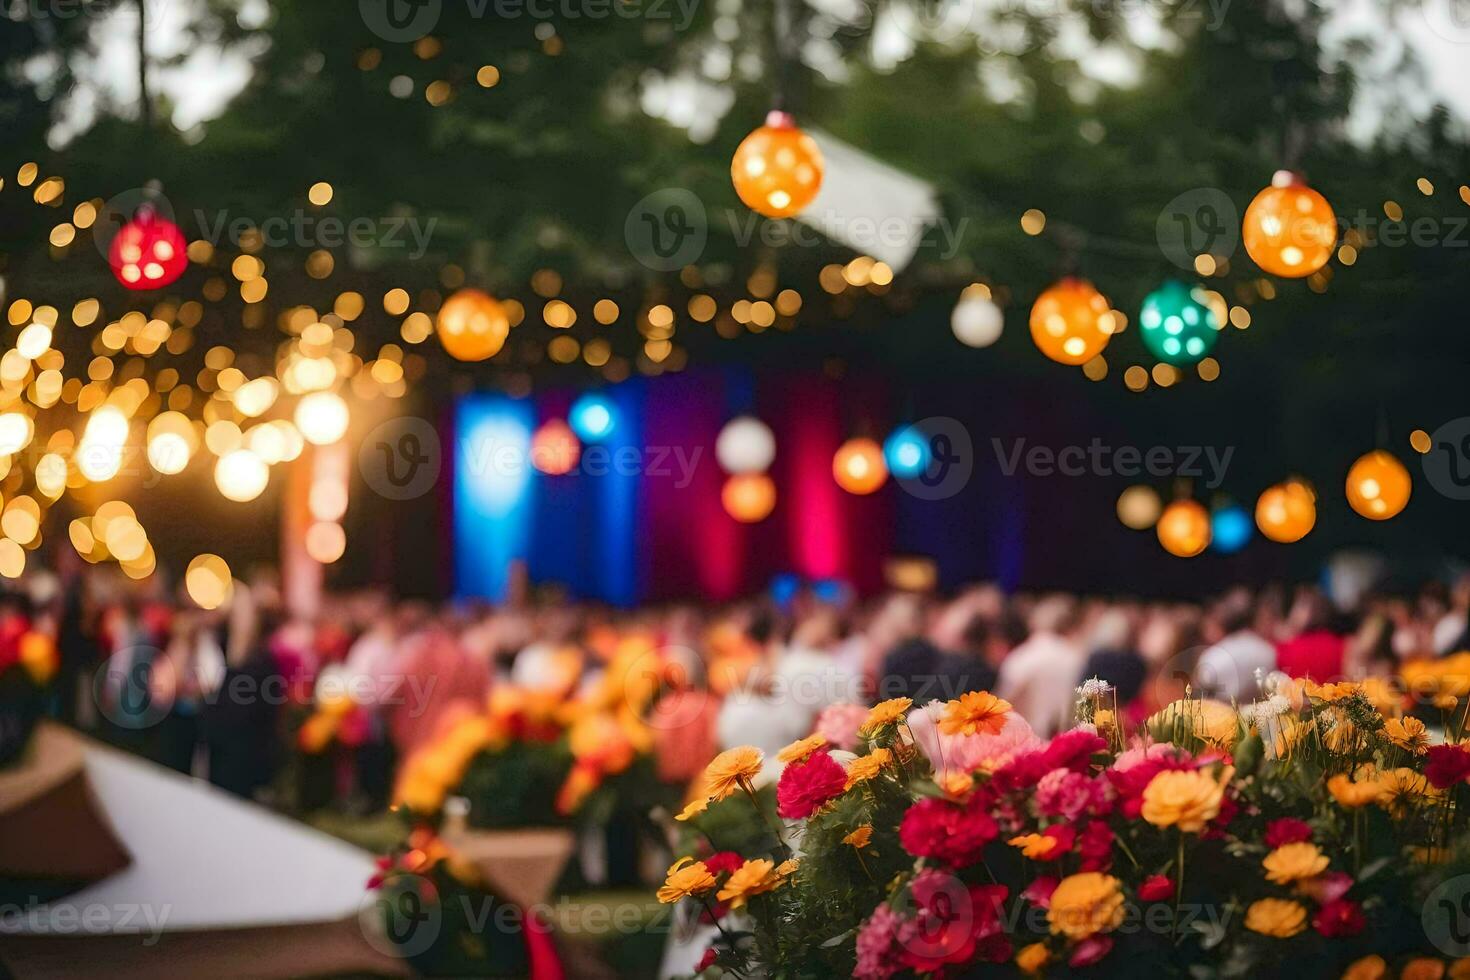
[1244,898,1307,937]
[1401,959,1448,980]
[861,697,913,734]
[938,770,976,799]
[777,733,828,764]
[843,825,873,849]
[939,691,1012,737]
[716,858,785,909]
[1046,872,1125,939]
[1016,942,1050,975]
[1140,766,1230,832]
[1262,842,1329,884]
[1384,716,1430,754]
[1009,833,1061,860]
[1341,954,1387,980]
[1327,771,1388,809]
[675,795,710,822]
[845,747,893,789]
[702,746,764,801]
[657,857,717,904]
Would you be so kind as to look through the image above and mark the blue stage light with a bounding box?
[1211,504,1252,554]
[569,392,616,442]
[884,425,931,479]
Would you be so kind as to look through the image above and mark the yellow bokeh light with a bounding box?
[185,554,234,610]
[214,449,269,502]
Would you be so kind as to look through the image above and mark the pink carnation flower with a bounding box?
[906,702,1042,779]
[815,702,868,751]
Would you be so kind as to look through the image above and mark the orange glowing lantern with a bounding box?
[531,419,581,476]
[1156,499,1211,557]
[722,473,777,523]
[1028,278,1115,365]
[730,111,824,219]
[1255,480,1317,542]
[1241,171,1336,278]
[108,208,188,290]
[1345,450,1411,520]
[833,437,888,495]
[437,288,510,362]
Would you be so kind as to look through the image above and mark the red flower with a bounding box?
[696,947,718,972]
[899,795,999,866]
[1138,875,1174,903]
[1041,823,1077,856]
[776,750,848,819]
[1313,899,1366,937]
[1427,744,1470,789]
[1069,934,1114,967]
[901,874,1010,972]
[1264,818,1313,848]
[1077,821,1113,871]
[704,851,745,876]
[1040,729,1107,773]
[992,749,1052,793]
[1203,791,1239,839]
[1022,876,1059,909]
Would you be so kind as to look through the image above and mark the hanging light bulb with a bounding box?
[108,205,189,290]
[833,437,888,495]
[1242,171,1336,278]
[436,288,510,362]
[716,416,776,474]
[722,473,777,523]
[951,284,1004,348]
[730,111,824,219]
[1345,450,1411,520]
[1029,278,1114,365]
[1256,480,1317,542]
[1156,499,1211,557]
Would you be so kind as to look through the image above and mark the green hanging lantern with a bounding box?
[1139,280,1221,366]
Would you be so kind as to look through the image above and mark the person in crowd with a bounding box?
[1274,586,1347,682]
[1194,588,1276,702]
[996,595,1084,736]
[1077,607,1147,708]
[772,605,860,730]
[202,581,283,799]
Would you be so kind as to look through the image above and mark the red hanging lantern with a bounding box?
[108,207,188,290]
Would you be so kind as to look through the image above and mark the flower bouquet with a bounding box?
[365,823,550,978]
[661,677,1470,979]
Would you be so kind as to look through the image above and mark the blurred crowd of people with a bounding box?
[8,563,1470,811]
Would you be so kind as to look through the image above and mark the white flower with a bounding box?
[1077,677,1112,698]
